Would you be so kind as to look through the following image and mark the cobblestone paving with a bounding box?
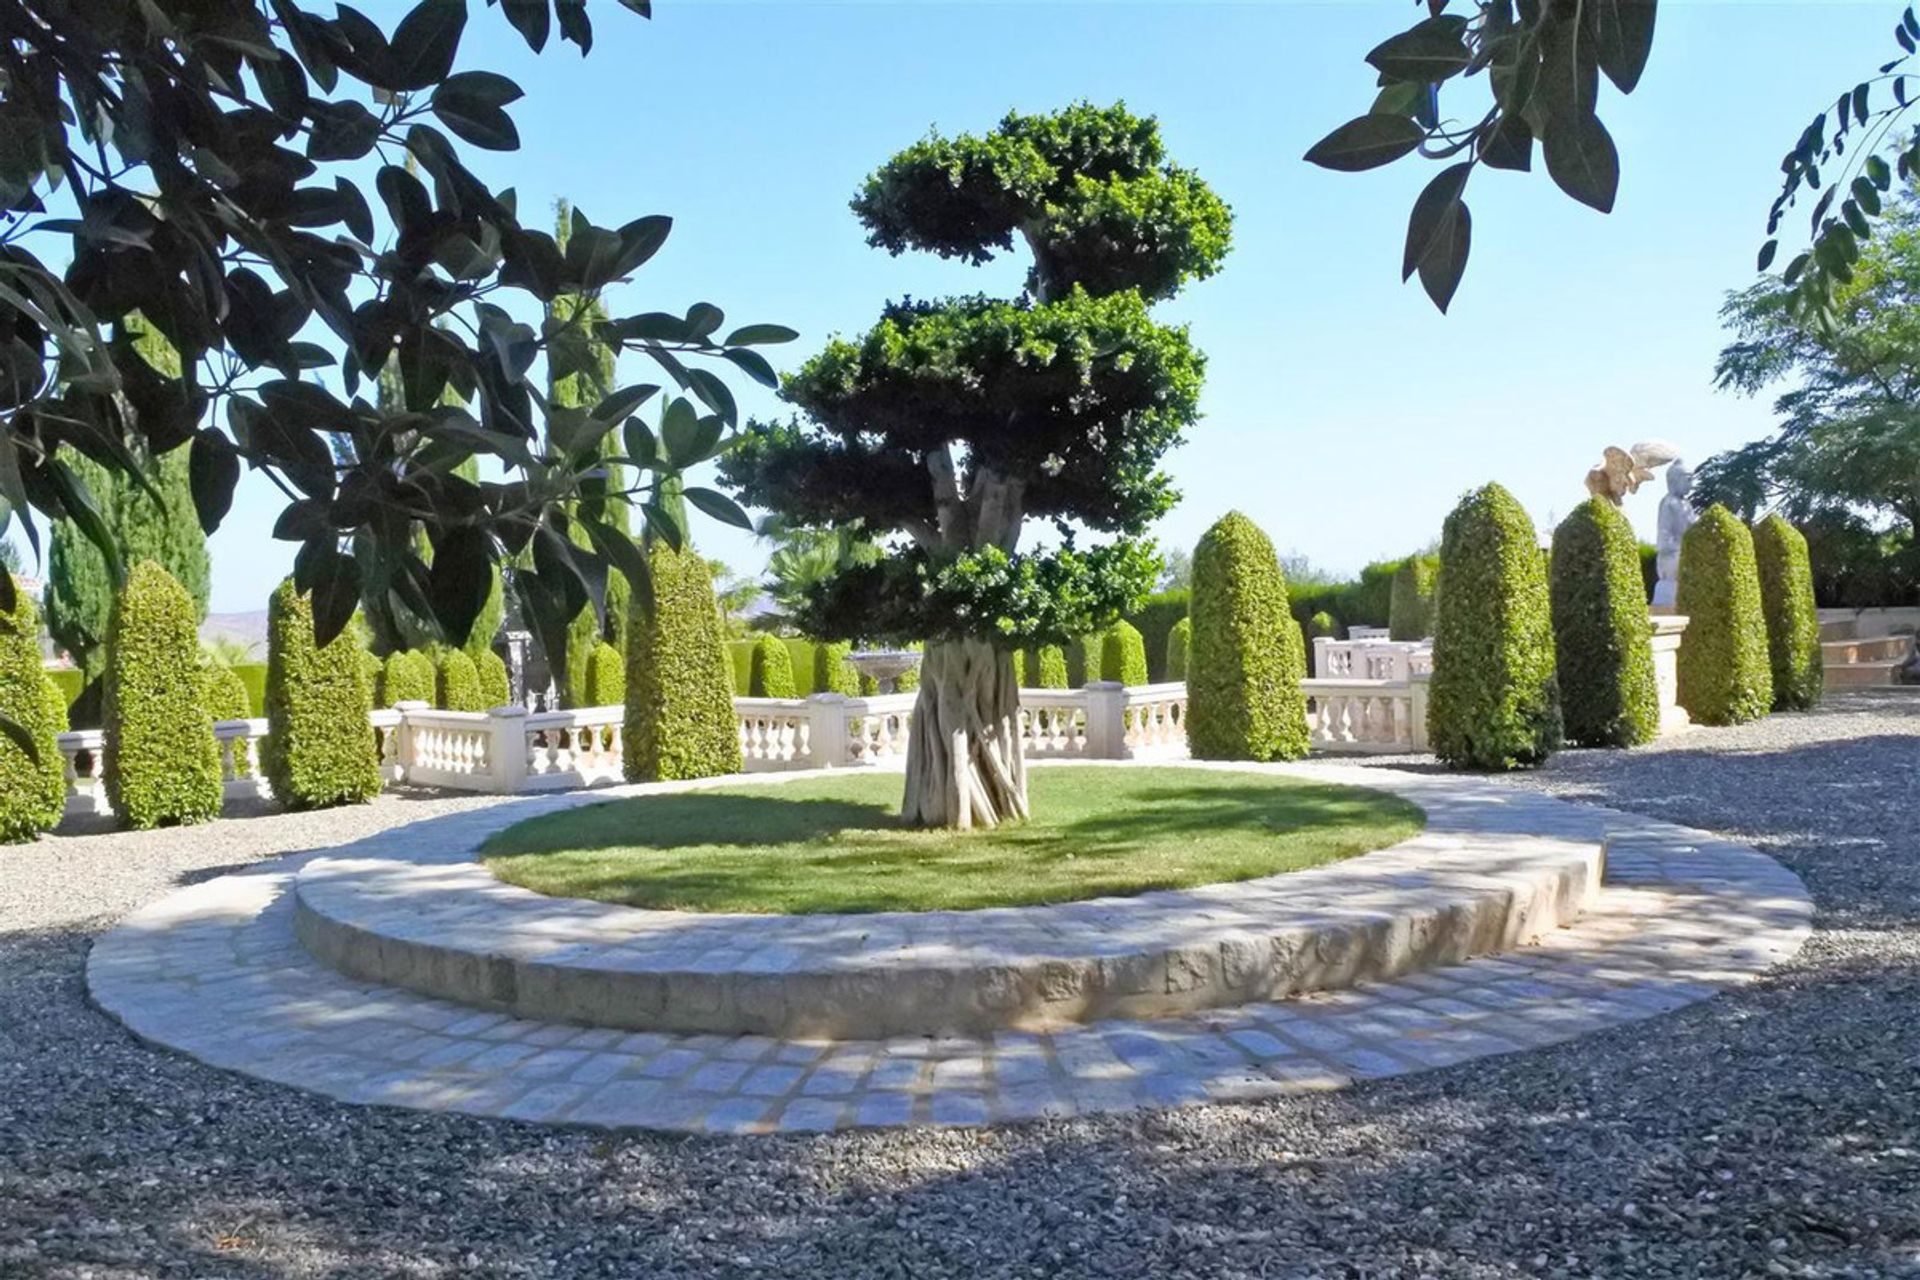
[88,766,1809,1134]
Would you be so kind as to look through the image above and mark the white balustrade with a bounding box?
[1313,636,1432,681]
[1301,676,1429,754]
[735,698,814,772]
[1019,689,1090,758]
[1120,683,1188,757]
[524,706,626,790]
[842,693,916,765]
[213,718,271,800]
[58,729,108,818]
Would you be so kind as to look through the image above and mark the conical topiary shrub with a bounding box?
[1428,484,1562,769]
[1752,513,1823,712]
[0,577,67,842]
[476,649,512,707]
[747,633,797,697]
[104,560,223,828]
[625,543,742,782]
[1549,498,1659,748]
[1100,620,1150,685]
[1677,505,1773,725]
[379,650,435,707]
[1016,644,1069,689]
[584,640,626,706]
[1067,631,1105,687]
[1388,555,1438,641]
[436,648,484,712]
[263,579,381,810]
[813,640,861,695]
[1187,512,1309,761]
[1165,617,1192,681]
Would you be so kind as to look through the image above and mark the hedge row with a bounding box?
[1388,555,1439,641]
[1187,511,1309,762]
[1015,644,1069,688]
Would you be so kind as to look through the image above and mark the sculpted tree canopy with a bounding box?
[0,0,782,756]
[721,102,1229,829]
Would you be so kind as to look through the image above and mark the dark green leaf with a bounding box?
[1843,199,1873,239]
[427,525,495,647]
[1365,18,1472,84]
[1782,252,1810,285]
[1303,114,1424,172]
[639,500,684,551]
[1757,239,1778,272]
[1402,162,1472,281]
[721,347,779,389]
[1588,0,1657,94]
[46,459,122,589]
[623,418,659,470]
[1478,113,1533,171]
[722,323,800,347]
[1853,176,1883,215]
[592,383,661,424]
[685,367,736,425]
[1543,112,1619,213]
[188,428,240,534]
[1867,154,1893,189]
[501,0,551,51]
[682,486,753,530]
[390,0,467,91]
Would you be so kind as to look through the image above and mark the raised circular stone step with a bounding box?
[291,764,1604,1040]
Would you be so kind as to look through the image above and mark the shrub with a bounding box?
[625,543,742,781]
[205,662,254,779]
[1067,632,1106,686]
[436,649,485,712]
[476,649,512,708]
[1428,484,1562,769]
[1637,542,1659,601]
[1126,589,1190,680]
[103,561,223,828]
[1753,514,1823,711]
[784,638,818,695]
[584,640,626,706]
[727,638,755,695]
[263,579,382,810]
[1016,644,1069,688]
[0,578,67,842]
[1100,620,1150,685]
[379,650,435,706]
[748,633,797,697]
[1388,555,1439,640]
[1549,499,1659,748]
[895,647,921,693]
[1676,505,1773,726]
[1187,511,1309,761]
[1165,617,1192,681]
[813,640,861,695]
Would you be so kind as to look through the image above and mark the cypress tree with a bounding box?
[263,579,381,810]
[624,542,741,782]
[1753,514,1824,711]
[1428,484,1562,769]
[1549,498,1659,747]
[1165,617,1192,681]
[47,316,211,684]
[103,561,223,828]
[1187,512,1310,761]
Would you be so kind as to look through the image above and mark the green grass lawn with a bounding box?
[481,766,1425,915]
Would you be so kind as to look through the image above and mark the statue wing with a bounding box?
[1630,439,1681,468]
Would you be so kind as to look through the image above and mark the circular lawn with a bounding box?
[481,765,1425,915]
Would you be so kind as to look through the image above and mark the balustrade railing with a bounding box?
[51,670,1432,818]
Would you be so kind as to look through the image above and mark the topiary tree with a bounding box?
[0,577,67,842]
[721,102,1226,828]
[813,640,861,696]
[1549,499,1659,748]
[1187,512,1309,761]
[584,640,627,707]
[1388,555,1438,641]
[1068,632,1107,688]
[747,633,797,697]
[1753,514,1824,712]
[436,649,485,713]
[1165,616,1192,681]
[1101,620,1150,685]
[1677,505,1774,725]
[1015,644,1070,689]
[1428,484,1562,769]
[262,579,380,811]
[379,650,435,707]
[476,649,512,708]
[103,561,222,828]
[204,662,254,778]
[1127,588,1190,680]
[46,317,211,687]
[625,542,742,782]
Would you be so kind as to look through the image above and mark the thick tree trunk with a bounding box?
[900,638,1029,830]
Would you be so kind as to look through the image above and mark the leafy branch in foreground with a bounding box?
[1305,0,1655,311]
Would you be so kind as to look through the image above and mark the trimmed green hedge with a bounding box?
[1753,514,1823,712]
[104,561,223,829]
[1066,632,1105,687]
[584,640,626,706]
[263,579,381,810]
[813,640,860,695]
[378,650,435,707]
[1428,484,1562,770]
[1126,589,1190,680]
[747,633,797,697]
[728,638,754,695]
[1549,498,1659,748]
[625,543,742,782]
[1676,505,1773,726]
[436,649,485,712]
[1015,644,1069,688]
[0,578,66,842]
[1100,620,1150,685]
[1165,617,1191,681]
[476,649,511,708]
[1187,512,1309,762]
[1388,555,1438,641]
[206,664,252,722]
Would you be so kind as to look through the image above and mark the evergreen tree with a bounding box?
[103,561,223,829]
[722,103,1228,827]
[263,579,381,810]
[1187,512,1309,762]
[0,576,67,842]
[46,316,210,684]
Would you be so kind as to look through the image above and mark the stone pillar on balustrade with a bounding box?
[485,704,530,794]
[1083,681,1129,759]
[807,694,853,768]
[1648,615,1691,736]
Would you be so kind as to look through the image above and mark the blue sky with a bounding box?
[16,2,1900,612]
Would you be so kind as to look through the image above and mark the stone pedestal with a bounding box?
[1649,615,1690,736]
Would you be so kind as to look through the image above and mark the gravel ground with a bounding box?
[3,694,1918,1279]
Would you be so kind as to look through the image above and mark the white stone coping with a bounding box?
[289,762,1606,1038]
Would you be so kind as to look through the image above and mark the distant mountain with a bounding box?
[201,610,269,656]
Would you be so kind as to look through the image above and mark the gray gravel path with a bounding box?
[4,696,1919,1279]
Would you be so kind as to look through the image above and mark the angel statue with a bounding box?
[1584,440,1681,506]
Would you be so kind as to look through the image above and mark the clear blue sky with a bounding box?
[23,2,1903,612]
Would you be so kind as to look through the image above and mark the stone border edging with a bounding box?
[289,762,1601,1038]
